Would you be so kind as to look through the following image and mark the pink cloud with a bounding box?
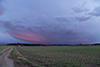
[8,29,89,44]
[66,40,75,42]
[66,39,88,43]
[77,39,88,41]
[9,32,47,44]
[88,41,100,44]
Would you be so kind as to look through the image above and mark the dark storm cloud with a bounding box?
[72,3,89,13]
[1,18,89,44]
[55,16,91,23]
[0,0,100,44]
[55,17,70,22]
[89,6,100,17]
[72,7,88,13]
[75,16,91,22]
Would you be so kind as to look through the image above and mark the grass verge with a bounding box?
[0,46,9,51]
[10,47,40,67]
[0,47,12,56]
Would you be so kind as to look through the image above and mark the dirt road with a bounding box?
[0,47,14,67]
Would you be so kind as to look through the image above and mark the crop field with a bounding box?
[16,46,100,67]
[0,46,9,51]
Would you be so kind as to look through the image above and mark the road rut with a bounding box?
[0,47,14,67]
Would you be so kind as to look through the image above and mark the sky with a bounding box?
[0,0,100,44]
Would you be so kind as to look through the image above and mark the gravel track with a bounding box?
[0,47,14,67]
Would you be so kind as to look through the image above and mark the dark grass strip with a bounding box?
[11,47,41,67]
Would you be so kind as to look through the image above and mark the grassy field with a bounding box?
[0,46,9,51]
[16,46,100,67]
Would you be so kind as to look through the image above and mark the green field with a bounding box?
[16,46,100,67]
[0,46,9,51]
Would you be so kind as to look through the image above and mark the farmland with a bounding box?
[0,46,9,51]
[16,46,100,67]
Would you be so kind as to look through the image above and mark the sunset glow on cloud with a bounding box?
[0,0,100,44]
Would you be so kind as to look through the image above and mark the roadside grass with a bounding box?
[0,46,9,51]
[0,47,12,55]
[17,46,100,67]
[11,47,40,67]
